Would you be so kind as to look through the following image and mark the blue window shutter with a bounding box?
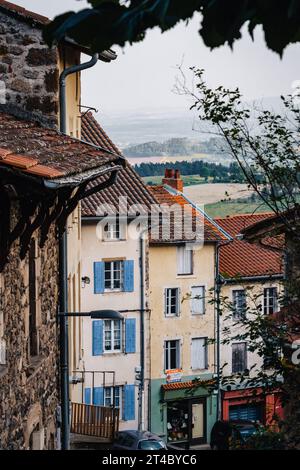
[94,262,105,294]
[123,260,134,292]
[125,318,136,353]
[93,387,104,406]
[92,320,103,356]
[123,385,135,421]
[84,388,91,405]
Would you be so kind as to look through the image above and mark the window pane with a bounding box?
[232,343,247,373]
[104,262,112,289]
[177,247,192,274]
[113,320,121,350]
[233,290,246,319]
[264,287,277,315]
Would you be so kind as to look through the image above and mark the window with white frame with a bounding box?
[191,337,208,370]
[104,260,123,290]
[232,342,247,373]
[164,340,180,370]
[165,288,180,316]
[263,287,278,315]
[104,320,122,352]
[103,219,123,241]
[177,246,193,275]
[232,289,246,319]
[104,386,122,413]
[191,286,205,315]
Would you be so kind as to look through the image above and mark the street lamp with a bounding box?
[58,309,123,450]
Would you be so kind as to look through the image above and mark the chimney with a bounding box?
[162,168,183,192]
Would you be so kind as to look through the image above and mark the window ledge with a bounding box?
[176,274,196,279]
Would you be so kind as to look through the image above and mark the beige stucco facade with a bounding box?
[149,243,216,380]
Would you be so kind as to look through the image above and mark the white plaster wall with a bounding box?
[220,280,282,379]
[80,222,146,430]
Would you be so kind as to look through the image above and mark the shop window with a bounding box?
[167,401,189,442]
[263,287,278,315]
[164,340,180,370]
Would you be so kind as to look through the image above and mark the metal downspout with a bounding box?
[139,235,145,431]
[59,53,99,451]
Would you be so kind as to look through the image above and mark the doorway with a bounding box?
[167,398,206,445]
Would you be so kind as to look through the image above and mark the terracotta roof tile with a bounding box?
[0,154,38,169]
[162,379,215,391]
[0,112,121,181]
[148,185,227,243]
[80,113,158,215]
[215,214,284,278]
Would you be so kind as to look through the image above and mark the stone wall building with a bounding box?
[0,1,122,449]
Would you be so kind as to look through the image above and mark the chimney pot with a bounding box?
[162,168,183,192]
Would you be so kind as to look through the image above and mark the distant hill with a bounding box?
[123,137,222,158]
[97,97,285,148]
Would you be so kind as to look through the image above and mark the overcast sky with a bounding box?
[13,0,300,115]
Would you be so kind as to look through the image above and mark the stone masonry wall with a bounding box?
[0,202,60,450]
[0,12,59,127]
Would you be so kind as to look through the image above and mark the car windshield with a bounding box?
[138,439,165,450]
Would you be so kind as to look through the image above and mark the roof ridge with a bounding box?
[215,212,274,220]
[163,184,232,241]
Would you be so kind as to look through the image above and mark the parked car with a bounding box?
[113,430,167,450]
[210,420,260,450]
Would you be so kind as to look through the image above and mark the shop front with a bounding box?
[166,397,206,445]
[222,387,283,426]
[149,378,217,447]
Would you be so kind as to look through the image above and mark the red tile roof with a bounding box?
[81,112,158,215]
[148,185,227,243]
[215,214,284,278]
[0,0,49,25]
[0,112,121,182]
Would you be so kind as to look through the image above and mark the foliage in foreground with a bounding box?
[44,0,300,56]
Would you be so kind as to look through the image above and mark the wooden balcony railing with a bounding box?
[70,402,119,440]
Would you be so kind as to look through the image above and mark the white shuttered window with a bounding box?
[191,286,205,314]
[191,337,208,370]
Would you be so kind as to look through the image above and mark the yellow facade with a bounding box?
[149,243,216,380]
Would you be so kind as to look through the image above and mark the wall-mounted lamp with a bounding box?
[81,276,91,287]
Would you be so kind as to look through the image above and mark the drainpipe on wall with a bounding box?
[59,53,99,451]
[139,234,145,431]
[215,242,222,421]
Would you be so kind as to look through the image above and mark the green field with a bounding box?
[204,200,271,218]
[143,175,211,186]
